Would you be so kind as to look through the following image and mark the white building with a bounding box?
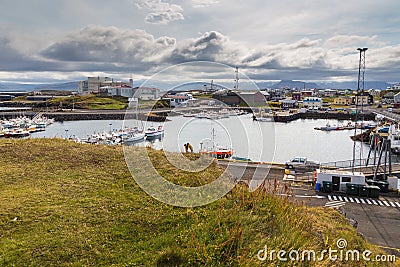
[104,86,160,100]
[316,170,365,192]
[280,99,298,109]
[391,83,400,90]
[394,92,400,103]
[133,87,161,100]
[302,97,322,108]
[165,93,193,107]
[78,77,133,95]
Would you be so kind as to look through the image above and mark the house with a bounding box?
[303,97,322,108]
[368,89,381,96]
[324,89,337,97]
[280,99,298,109]
[292,92,302,101]
[334,96,352,105]
[390,83,400,90]
[382,92,395,104]
[268,89,286,101]
[301,91,314,98]
[394,92,400,104]
[352,92,373,106]
[165,92,193,107]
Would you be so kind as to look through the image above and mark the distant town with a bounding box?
[1,77,400,112]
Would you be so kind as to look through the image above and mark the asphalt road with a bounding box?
[222,162,400,257]
[290,186,400,257]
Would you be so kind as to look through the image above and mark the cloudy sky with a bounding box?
[0,0,399,86]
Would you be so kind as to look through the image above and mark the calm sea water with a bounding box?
[31,115,370,164]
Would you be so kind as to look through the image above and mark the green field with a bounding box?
[0,139,393,266]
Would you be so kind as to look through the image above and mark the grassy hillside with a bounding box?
[0,139,394,266]
[50,95,127,110]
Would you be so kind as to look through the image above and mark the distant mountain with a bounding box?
[257,80,393,90]
[255,81,277,89]
[272,80,319,90]
[0,82,78,92]
[318,81,392,90]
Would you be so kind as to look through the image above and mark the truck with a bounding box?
[285,157,320,171]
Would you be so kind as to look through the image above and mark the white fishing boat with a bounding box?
[145,125,164,139]
[123,127,146,143]
[3,128,30,138]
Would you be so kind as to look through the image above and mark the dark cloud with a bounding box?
[168,31,233,63]
[1,25,400,83]
[41,26,175,64]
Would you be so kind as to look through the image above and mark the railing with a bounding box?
[321,156,400,169]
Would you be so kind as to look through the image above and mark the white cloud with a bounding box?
[191,0,220,8]
[135,0,184,24]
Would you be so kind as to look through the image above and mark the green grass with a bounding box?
[50,95,127,110]
[0,139,395,266]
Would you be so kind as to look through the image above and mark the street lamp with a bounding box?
[65,129,69,139]
[109,123,112,132]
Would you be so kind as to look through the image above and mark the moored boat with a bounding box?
[145,125,164,139]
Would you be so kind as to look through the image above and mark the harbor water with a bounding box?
[31,114,371,164]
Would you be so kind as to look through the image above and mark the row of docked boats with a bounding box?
[76,125,164,145]
[314,122,376,131]
[183,109,247,120]
[0,115,54,138]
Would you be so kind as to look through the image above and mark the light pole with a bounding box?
[65,129,69,139]
[109,123,112,133]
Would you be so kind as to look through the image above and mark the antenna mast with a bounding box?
[234,67,239,90]
[352,47,368,173]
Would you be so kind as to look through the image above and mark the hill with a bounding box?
[0,139,392,266]
[0,82,78,92]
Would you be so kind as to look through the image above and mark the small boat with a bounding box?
[199,128,234,159]
[145,125,164,139]
[183,112,195,117]
[3,129,30,138]
[314,123,341,131]
[200,146,234,159]
[124,129,146,143]
[253,116,271,122]
[195,112,209,119]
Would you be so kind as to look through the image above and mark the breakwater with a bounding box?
[273,112,376,122]
[1,108,375,123]
[1,111,168,122]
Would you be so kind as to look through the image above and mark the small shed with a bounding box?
[316,170,365,192]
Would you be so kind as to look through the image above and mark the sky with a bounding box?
[0,0,400,86]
